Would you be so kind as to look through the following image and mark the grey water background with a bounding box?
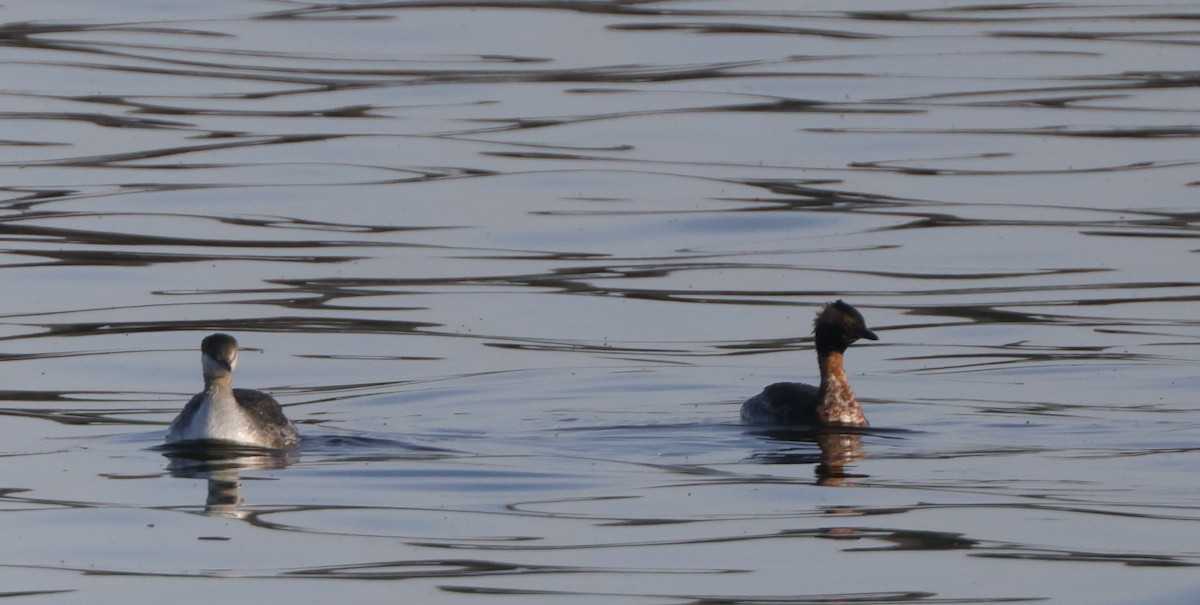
[1,0,1199,602]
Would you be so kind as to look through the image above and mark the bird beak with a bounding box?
[861,329,879,341]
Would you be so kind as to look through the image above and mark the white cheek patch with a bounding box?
[202,353,234,376]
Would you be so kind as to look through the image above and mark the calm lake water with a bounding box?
[1,0,1199,603]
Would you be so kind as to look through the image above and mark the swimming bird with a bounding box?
[166,333,300,449]
[741,300,878,427]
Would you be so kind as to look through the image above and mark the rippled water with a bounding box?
[2,0,1199,602]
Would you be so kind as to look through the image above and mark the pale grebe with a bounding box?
[166,333,300,449]
[741,300,878,426]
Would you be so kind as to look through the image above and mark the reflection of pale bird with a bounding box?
[741,300,878,427]
[166,333,300,449]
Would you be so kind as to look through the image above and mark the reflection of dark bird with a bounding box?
[741,300,878,427]
[814,431,866,485]
[166,333,300,449]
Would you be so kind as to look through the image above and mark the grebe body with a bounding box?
[166,333,300,449]
[741,300,877,427]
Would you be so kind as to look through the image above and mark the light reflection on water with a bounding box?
[0,0,1199,603]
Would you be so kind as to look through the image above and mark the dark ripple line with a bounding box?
[818,125,1200,139]
[266,269,1200,319]
[491,490,1200,528]
[255,0,807,21]
[414,522,1200,568]
[849,7,1200,24]
[257,0,1198,26]
[13,55,848,98]
[462,93,919,136]
[2,249,364,268]
[0,316,439,342]
[0,591,76,599]
[440,584,1039,604]
[0,110,189,130]
[848,157,1198,177]
[5,133,342,167]
[994,29,1200,46]
[0,218,412,249]
[609,21,881,39]
[0,406,163,426]
[78,94,382,119]
[873,70,1200,104]
[0,558,721,581]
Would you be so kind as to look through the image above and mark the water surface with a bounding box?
[1,1,1199,603]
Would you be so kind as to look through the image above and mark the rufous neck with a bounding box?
[815,350,867,426]
[817,351,846,388]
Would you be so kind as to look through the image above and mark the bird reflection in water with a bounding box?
[162,443,296,518]
[747,427,866,486]
[813,430,865,487]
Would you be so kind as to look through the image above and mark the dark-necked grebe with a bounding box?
[741,300,878,427]
[166,333,300,449]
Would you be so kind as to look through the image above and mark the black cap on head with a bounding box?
[813,300,878,352]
